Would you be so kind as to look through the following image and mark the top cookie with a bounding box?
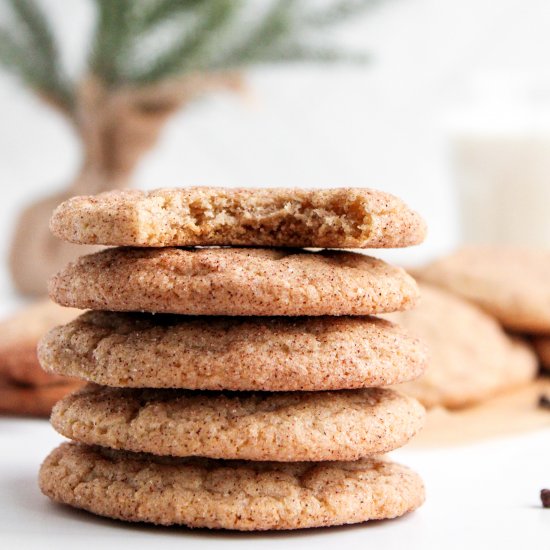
[49,187,426,249]
[419,246,550,333]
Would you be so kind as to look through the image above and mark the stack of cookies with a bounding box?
[38,187,428,531]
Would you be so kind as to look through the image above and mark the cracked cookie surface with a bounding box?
[51,385,425,461]
[39,311,427,390]
[39,442,425,530]
[49,247,419,316]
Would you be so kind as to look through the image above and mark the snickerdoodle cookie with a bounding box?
[51,385,425,461]
[385,284,537,409]
[0,300,79,386]
[419,246,550,333]
[39,442,425,530]
[0,378,82,417]
[49,247,419,316]
[39,311,426,391]
[49,187,426,249]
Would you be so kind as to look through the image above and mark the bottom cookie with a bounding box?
[39,443,425,531]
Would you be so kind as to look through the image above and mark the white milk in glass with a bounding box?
[449,74,550,246]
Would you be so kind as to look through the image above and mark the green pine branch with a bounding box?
[0,0,73,110]
[129,0,237,84]
[219,0,300,66]
[132,0,203,31]
[93,0,378,86]
[0,0,382,98]
[302,0,384,26]
[0,29,37,84]
[90,0,134,85]
[245,42,370,65]
[213,0,370,70]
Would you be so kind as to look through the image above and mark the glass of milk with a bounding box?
[449,72,550,246]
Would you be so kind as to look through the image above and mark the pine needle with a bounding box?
[250,42,370,65]
[302,0,384,26]
[133,0,202,30]
[0,29,36,83]
[221,0,300,65]
[130,0,237,84]
[1,0,72,108]
[8,0,56,60]
[0,0,377,94]
[91,0,135,85]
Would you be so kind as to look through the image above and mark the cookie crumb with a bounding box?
[538,395,550,410]
[541,489,550,508]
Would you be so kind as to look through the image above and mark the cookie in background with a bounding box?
[418,246,550,376]
[0,380,82,417]
[384,283,537,409]
[419,246,550,334]
[0,300,82,416]
[532,337,550,372]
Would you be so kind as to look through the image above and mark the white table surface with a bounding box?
[0,418,548,550]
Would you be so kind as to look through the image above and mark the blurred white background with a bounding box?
[1,0,550,311]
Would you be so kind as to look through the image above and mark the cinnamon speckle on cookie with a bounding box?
[49,247,420,316]
[50,187,426,249]
[51,385,425,461]
[39,442,425,530]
